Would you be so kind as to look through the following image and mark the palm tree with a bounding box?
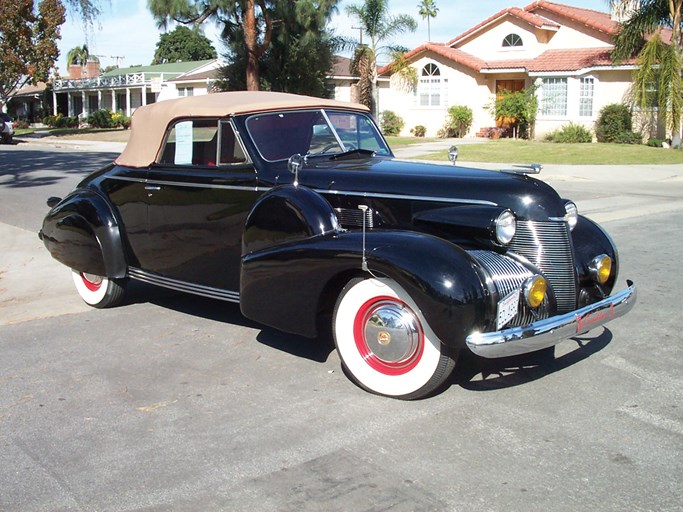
[66,45,92,67]
[346,0,417,117]
[611,0,683,147]
[417,0,438,42]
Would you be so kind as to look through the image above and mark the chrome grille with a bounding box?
[334,207,374,228]
[468,250,540,327]
[509,220,577,312]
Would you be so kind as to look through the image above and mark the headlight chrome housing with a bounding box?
[589,254,612,285]
[564,200,578,231]
[494,210,516,245]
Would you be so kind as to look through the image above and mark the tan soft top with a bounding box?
[115,91,370,167]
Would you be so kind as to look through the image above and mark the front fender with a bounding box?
[40,189,127,278]
[240,230,488,346]
[571,214,619,294]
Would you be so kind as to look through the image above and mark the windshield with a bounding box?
[246,109,391,162]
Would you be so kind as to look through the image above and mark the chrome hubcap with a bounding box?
[363,300,421,365]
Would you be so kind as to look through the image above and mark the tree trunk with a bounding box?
[243,0,260,91]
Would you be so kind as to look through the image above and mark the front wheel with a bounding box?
[333,277,456,399]
[71,270,127,308]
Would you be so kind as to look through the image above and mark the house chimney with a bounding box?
[68,64,83,79]
[85,59,100,78]
[611,0,639,22]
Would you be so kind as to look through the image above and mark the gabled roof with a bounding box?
[525,1,618,36]
[378,43,486,75]
[447,6,560,46]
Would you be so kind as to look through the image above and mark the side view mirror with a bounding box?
[287,154,305,186]
[448,145,458,166]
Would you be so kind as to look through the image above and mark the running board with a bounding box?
[128,268,240,303]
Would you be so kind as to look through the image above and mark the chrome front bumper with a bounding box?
[465,281,637,358]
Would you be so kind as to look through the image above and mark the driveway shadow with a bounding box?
[451,328,613,391]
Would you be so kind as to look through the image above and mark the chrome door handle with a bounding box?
[144,185,161,191]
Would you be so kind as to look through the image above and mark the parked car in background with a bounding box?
[1,113,14,144]
[39,92,636,399]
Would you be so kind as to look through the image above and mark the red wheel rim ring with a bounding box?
[80,273,103,292]
[353,296,425,376]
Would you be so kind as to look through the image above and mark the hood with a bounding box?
[298,156,566,221]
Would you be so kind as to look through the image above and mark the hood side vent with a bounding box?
[335,207,374,229]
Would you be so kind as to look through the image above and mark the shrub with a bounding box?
[380,110,404,136]
[410,125,426,137]
[88,109,115,128]
[111,111,131,129]
[595,103,641,144]
[444,105,473,138]
[545,122,593,143]
[646,138,664,148]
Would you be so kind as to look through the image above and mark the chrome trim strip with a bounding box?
[465,281,637,358]
[108,175,267,193]
[317,189,497,206]
[128,267,240,303]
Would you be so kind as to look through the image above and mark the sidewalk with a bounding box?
[14,134,126,153]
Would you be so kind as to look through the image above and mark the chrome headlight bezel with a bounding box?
[564,200,578,231]
[494,210,516,245]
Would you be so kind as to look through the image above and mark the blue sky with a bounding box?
[56,0,612,73]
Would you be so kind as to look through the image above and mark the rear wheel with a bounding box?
[333,277,456,399]
[71,270,127,308]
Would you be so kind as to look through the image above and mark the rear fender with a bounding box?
[40,189,126,278]
[241,230,488,346]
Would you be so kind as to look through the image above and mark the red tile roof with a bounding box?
[380,46,636,76]
[378,43,487,75]
[526,47,622,72]
[525,1,618,35]
[447,6,559,46]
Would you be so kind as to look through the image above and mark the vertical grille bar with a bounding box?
[509,220,577,312]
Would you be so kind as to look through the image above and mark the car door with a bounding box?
[140,118,260,292]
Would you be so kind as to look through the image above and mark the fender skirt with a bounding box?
[39,189,127,278]
[240,229,489,346]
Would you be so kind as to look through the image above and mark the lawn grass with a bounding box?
[413,139,683,165]
[43,128,131,142]
[385,136,440,146]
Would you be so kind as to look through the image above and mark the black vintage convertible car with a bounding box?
[40,91,636,399]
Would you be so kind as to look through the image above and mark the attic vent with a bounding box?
[334,207,374,229]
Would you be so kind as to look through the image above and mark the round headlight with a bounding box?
[523,275,547,309]
[495,210,516,245]
[589,254,612,285]
[564,201,578,231]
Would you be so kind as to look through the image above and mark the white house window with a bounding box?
[418,63,446,107]
[178,87,194,97]
[502,33,523,47]
[540,77,568,116]
[579,77,595,117]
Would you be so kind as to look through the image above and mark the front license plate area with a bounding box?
[497,289,520,330]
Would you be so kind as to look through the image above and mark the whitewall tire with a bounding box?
[333,277,456,399]
[71,270,127,308]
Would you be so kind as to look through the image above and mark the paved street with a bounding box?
[1,141,682,511]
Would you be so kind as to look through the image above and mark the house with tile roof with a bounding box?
[51,59,220,118]
[378,0,661,140]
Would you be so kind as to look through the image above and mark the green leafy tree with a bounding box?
[417,0,438,42]
[488,86,538,139]
[152,25,217,64]
[214,0,339,97]
[66,44,97,66]
[148,0,274,91]
[346,0,417,117]
[0,0,66,107]
[611,0,683,147]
